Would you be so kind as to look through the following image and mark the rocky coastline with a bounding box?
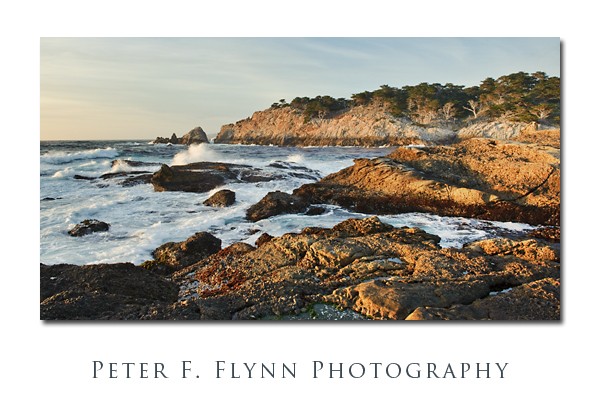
[41,128,560,320]
[215,105,458,147]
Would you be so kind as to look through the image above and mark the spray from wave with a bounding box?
[171,144,223,166]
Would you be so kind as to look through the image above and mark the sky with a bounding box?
[40,37,560,140]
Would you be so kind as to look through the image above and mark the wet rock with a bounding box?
[246,191,309,222]
[305,206,326,216]
[73,175,96,180]
[141,232,222,274]
[203,189,236,207]
[151,162,279,193]
[68,219,110,236]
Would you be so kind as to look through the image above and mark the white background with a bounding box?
[2,2,596,408]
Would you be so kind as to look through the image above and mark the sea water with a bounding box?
[40,141,535,266]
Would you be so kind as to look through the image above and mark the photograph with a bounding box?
[40,37,561,321]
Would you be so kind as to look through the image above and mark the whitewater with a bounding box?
[40,140,536,266]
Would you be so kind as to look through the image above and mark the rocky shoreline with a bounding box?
[41,129,560,320]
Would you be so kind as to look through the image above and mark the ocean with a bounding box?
[40,140,536,266]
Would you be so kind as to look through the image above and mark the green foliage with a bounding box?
[270,71,560,125]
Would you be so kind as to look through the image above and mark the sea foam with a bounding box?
[41,147,118,164]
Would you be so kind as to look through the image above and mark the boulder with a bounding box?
[150,162,279,193]
[68,219,110,236]
[180,126,209,145]
[203,189,236,207]
[255,232,274,247]
[153,127,209,145]
[141,231,222,274]
[245,191,309,222]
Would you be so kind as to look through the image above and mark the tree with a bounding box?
[532,104,554,122]
[441,102,456,120]
[463,100,485,119]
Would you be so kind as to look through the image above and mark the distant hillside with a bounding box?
[215,71,560,147]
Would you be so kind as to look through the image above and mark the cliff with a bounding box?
[215,106,457,147]
[153,126,208,145]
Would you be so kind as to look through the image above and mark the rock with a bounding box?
[405,278,560,320]
[527,227,560,242]
[246,191,309,222]
[169,216,558,320]
[203,189,236,207]
[305,206,326,216]
[294,138,560,226]
[215,105,455,147]
[68,219,110,236]
[73,175,96,180]
[150,162,279,193]
[40,262,180,320]
[43,216,561,320]
[457,121,530,140]
[141,232,222,274]
[180,126,208,145]
[153,127,208,145]
[255,232,274,247]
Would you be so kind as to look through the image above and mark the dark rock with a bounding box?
[406,278,560,320]
[68,219,110,236]
[150,162,278,193]
[305,206,326,216]
[203,189,236,207]
[255,232,274,247]
[110,159,160,168]
[527,227,560,243]
[151,163,226,193]
[40,262,179,319]
[141,232,222,274]
[246,191,309,222]
[74,175,96,180]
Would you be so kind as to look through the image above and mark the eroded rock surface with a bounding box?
[215,105,455,147]
[294,138,560,226]
[42,216,560,320]
[171,216,559,320]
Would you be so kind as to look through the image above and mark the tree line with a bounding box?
[270,71,560,126]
